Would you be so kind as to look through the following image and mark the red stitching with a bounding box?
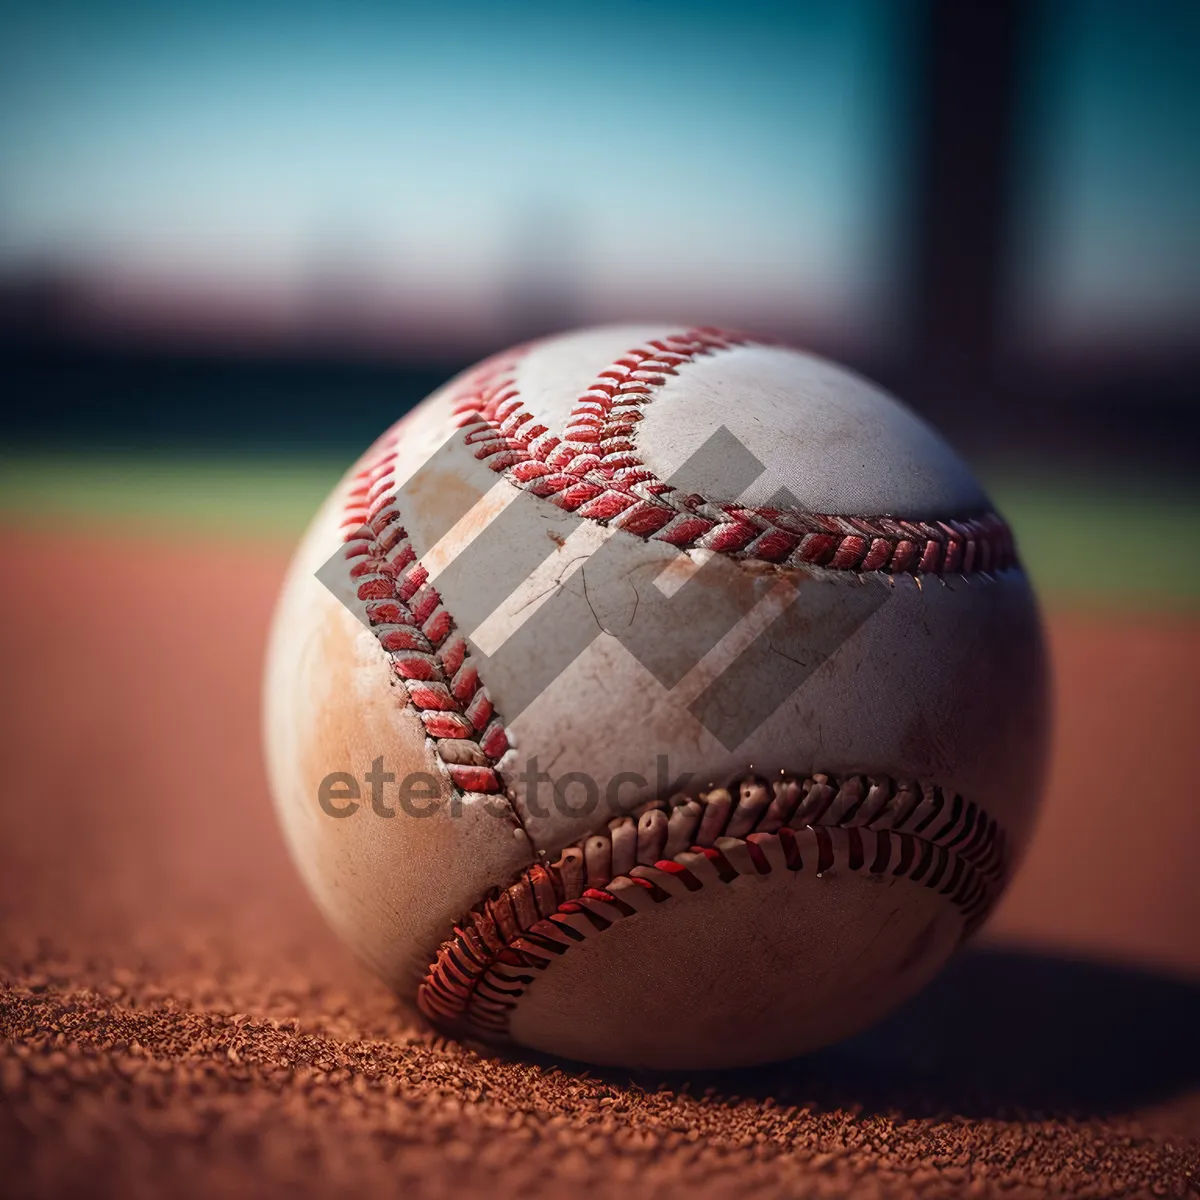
[334,330,1022,1034]
[442,327,1017,577]
[415,771,1010,1041]
[339,408,522,805]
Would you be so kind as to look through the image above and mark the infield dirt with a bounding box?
[1,530,1197,1198]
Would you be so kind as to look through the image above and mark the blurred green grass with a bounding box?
[0,453,1196,612]
[0,454,347,542]
[978,473,1200,612]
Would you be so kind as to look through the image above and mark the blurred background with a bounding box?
[0,1,1197,980]
[0,0,1196,610]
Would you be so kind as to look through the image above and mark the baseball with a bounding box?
[264,324,1048,1069]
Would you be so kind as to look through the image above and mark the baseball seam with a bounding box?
[337,327,1021,817]
[415,771,1009,1041]
[334,327,1019,1043]
[450,327,1018,576]
[340,469,510,803]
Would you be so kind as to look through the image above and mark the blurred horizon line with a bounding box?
[0,259,865,365]
[3,259,1197,375]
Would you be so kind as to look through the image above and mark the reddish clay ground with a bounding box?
[1,529,1198,1198]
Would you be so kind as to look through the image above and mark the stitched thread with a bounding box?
[448,328,1017,576]
[338,328,1022,818]
[415,772,1009,1040]
[339,451,511,803]
[333,329,1019,1042]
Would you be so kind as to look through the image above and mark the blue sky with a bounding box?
[0,1,910,342]
[1,0,1195,352]
[1013,0,1200,352]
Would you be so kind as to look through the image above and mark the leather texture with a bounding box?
[263,325,1049,1066]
